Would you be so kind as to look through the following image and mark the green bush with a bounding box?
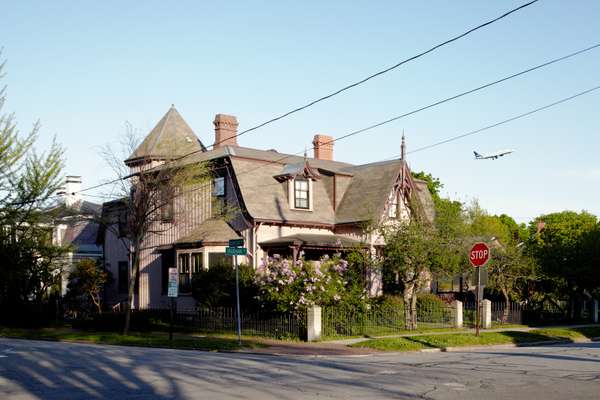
[191,263,259,310]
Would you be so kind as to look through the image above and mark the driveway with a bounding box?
[1,338,599,399]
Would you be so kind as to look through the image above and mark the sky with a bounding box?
[1,0,599,223]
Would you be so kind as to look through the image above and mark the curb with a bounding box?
[424,336,600,353]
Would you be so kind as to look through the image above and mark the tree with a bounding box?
[382,217,463,329]
[528,211,598,318]
[100,128,210,334]
[488,242,535,321]
[67,259,112,315]
[0,57,67,320]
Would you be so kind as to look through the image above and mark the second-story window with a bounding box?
[294,178,309,209]
[160,188,174,222]
[214,177,225,197]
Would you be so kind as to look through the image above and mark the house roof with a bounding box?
[125,106,206,164]
[61,220,102,254]
[259,233,364,248]
[175,218,240,245]
[335,159,404,224]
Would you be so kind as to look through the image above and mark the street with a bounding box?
[0,338,599,399]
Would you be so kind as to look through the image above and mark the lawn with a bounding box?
[351,326,600,352]
[0,327,267,352]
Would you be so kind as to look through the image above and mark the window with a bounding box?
[178,253,191,294]
[294,178,309,209]
[118,261,128,293]
[160,190,174,222]
[192,253,203,274]
[214,177,225,197]
[209,252,232,268]
[117,211,128,237]
[388,191,399,219]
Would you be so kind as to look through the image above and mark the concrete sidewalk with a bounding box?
[325,324,599,346]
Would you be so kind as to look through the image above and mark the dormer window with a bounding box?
[294,178,309,209]
[214,177,225,197]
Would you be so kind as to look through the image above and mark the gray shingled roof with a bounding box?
[175,219,240,245]
[141,140,431,226]
[413,179,436,223]
[231,158,338,225]
[126,106,206,163]
[335,160,403,224]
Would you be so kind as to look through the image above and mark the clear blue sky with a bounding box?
[1,0,599,223]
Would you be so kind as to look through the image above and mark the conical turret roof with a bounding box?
[125,105,206,165]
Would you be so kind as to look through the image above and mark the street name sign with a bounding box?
[226,247,247,256]
[469,242,490,267]
[229,239,244,248]
[167,267,178,297]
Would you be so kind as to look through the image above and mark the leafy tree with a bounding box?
[0,57,67,319]
[528,211,598,318]
[67,259,113,315]
[382,218,463,329]
[487,242,536,321]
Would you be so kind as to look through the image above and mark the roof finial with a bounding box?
[304,146,308,160]
[401,130,406,160]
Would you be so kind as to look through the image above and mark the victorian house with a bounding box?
[100,106,434,309]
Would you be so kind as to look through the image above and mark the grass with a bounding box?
[0,327,267,352]
[351,326,600,352]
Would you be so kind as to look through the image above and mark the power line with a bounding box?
[405,85,600,156]
[184,0,541,155]
[231,43,600,178]
[56,1,544,198]
[58,41,600,201]
[222,84,600,191]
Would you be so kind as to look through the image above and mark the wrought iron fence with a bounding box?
[323,302,455,338]
[491,302,522,325]
[122,307,305,340]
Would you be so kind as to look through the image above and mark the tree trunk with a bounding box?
[403,282,418,330]
[403,287,413,330]
[410,292,418,330]
[123,243,140,335]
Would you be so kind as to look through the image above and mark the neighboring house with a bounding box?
[52,176,103,295]
[100,106,435,309]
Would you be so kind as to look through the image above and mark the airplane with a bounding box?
[473,149,514,160]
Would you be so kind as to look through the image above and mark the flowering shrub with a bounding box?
[255,255,368,313]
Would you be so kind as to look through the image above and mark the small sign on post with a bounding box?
[167,267,178,341]
[469,242,490,336]
[226,238,245,345]
[167,267,178,298]
[228,238,244,248]
[226,247,247,256]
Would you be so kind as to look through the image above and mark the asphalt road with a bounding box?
[1,338,599,399]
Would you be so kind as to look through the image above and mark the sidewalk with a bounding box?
[325,324,599,346]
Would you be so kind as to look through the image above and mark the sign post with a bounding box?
[469,242,490,336]
[226,239,247,345]
[167,267,178,341]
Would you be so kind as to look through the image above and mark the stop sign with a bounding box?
[469,242,490,267]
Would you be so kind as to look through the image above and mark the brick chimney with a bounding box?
[312,134,334,161]
[213,114,239,148]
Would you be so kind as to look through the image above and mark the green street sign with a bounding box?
[226,247,247,256]
[228,239,244,248]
